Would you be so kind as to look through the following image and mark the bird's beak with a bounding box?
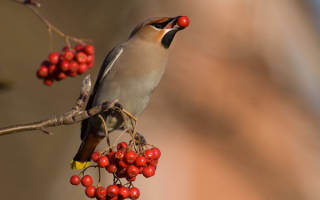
[164,17,184,31]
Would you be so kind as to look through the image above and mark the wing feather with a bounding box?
[80,45,123,140]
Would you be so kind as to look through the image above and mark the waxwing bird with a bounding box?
[71,16,189,169]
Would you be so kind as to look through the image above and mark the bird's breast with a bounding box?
[95,41,168,117]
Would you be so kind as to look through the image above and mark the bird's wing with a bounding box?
[80,45,124,140]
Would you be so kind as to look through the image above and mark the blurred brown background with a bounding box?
[1,0,320,199]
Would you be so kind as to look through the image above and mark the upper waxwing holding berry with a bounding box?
[71,16,190,169]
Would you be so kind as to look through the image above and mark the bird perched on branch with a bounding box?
[71,16,189,169]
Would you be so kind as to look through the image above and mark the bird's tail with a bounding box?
[70,133,103,170]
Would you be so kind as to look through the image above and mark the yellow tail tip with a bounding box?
[70,160,90,170]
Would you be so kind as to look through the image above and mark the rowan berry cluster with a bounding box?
[70,142,161,199]
[36,43,95,86]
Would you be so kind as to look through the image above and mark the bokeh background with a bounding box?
[1,0,320,199]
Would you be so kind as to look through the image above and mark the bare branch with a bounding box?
[0,75,118,136]
[14,0,91,46]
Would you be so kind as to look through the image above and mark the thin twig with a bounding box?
[15,0,91,44]
[98,114,111,151]
[0,75,118,136]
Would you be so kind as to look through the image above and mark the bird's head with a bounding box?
[129,16,190,49]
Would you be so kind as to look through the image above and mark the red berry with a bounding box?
[88,61,94,69]
[75,43,84,51]
[152,147,161,159]
[63,50,74,61]
[69,61,79,72]
[125,150,138,164]
[117,142,128,151]
[44,79,53,86]
[136,156,147,167]
[76,52,88,63]
[81,175,93,187]
[149,159,158,167]
[62,45,72,51]
[142,166,155,178]
[87,55,94,64]
[116,169,127,178]
[48,52,60,64]
[127,165,139,177]
[69,175,81,185]
[68,71,78,77]
[57,72,67,80]
[119,187,130,199]
[48,65,57,75]
[144,149,154,162]
[115,150,125,160]
[130,187,140,199]
[107,152,116,162]
[106,185,119,197]
[106,164,117,173]
[118,160,128,169]
[96,186,107,200]
[91,152,100,162]
[59,60,70,72]
[37,66,48,78]
[84,44,95,55]
[98,156,109,168]
[85,185,96,198]
[77,63,88,74]
[126,175,136,182]
[177,16,190,28]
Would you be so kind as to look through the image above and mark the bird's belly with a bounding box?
[94,69,163,117]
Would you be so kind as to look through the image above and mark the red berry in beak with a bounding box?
[177,16,190,28]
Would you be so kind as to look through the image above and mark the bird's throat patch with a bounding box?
[161,29,178,49]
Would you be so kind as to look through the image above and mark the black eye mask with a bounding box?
[151,18,174,29]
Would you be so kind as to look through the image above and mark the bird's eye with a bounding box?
[152,23,164,29]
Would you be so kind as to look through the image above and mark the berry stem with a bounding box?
[81,165,98,176]
[98,114,112,152]
[98,166,101,184]
[17,1,91,47]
